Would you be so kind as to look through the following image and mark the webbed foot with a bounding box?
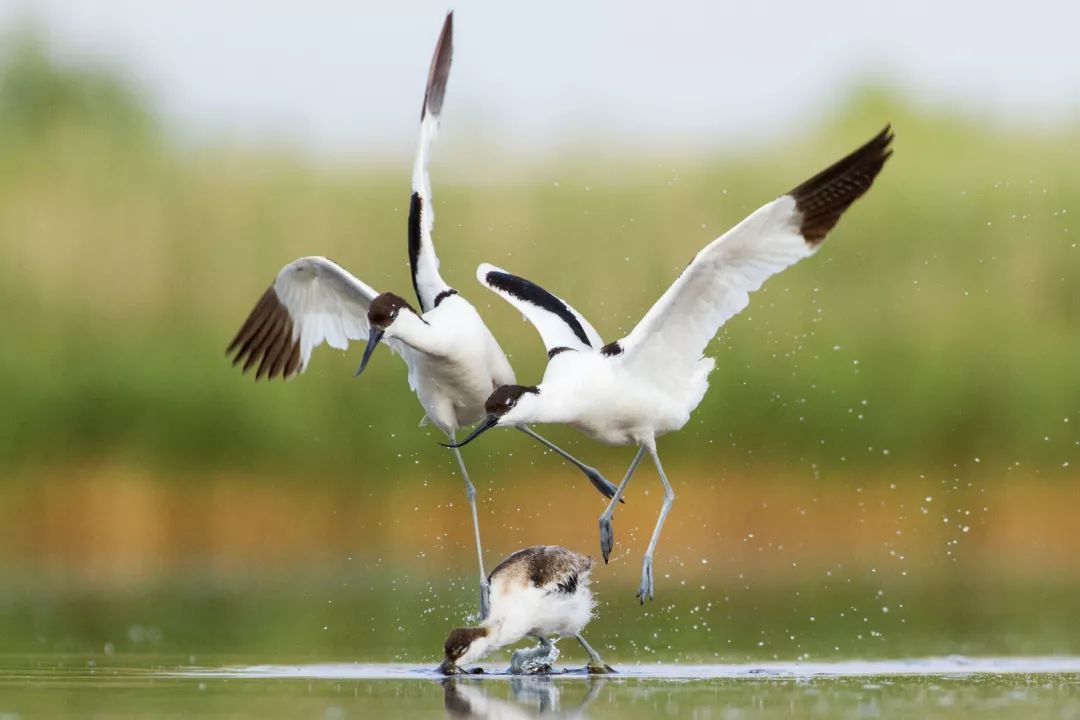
[599,515,614,564]
[636,555,654,604]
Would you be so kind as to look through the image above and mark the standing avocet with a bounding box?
[225,13,618,618]
[447,127,894,603]
[439,545,612,675]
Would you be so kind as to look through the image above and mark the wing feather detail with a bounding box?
[409,12,455,312]
[617,127,893,381]
[477,263,603,353]
[227,257,379,380]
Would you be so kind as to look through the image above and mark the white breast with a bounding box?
[489,573,595,645]
[542,353,700,445]
[410,298,509,432]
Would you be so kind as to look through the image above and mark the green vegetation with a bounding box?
[0,35,1077,484]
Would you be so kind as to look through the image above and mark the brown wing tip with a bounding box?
[789,124,894,246]
[421,11,454,121]
[226,286,302,382]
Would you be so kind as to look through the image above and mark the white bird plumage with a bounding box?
[226,13,618,619]
[453,127,895,603]
[478,264,604,355]
[440,545,612,675]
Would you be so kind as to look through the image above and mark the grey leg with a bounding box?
[517,425,619,500]
[598,446,647,563]
[576,633,615,674]
[578,675,607,706]
[637,444,675,604]
[450,432,489,620]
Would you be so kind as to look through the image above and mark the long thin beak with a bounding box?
[354,327,384,377]
[441,415,499,448]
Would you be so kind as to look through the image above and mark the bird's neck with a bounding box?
[388,312,442,355]
[533,382,587,424]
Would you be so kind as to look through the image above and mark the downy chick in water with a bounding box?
[440,546,614,674]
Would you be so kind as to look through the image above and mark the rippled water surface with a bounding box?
[2,656,1079,719]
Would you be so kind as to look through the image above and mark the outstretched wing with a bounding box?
[477,263,604,357]
[614,126,893,375]
[227,256,379,380]
[488,546,593,595]
[409,12,455,313]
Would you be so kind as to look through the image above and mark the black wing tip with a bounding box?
[421,11,454,121]
[789,124,895,246]
[226,286,302,382]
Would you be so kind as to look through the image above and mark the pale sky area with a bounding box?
[1,0,1078,159]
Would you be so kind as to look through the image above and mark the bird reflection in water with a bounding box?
[443,676,606,719]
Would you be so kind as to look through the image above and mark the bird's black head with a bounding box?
[355,293,424,378]
[444,626,487,663]
[367,292,420,329]
[484,384,540,417]
[438,626,490,674]
[441,385,540,450]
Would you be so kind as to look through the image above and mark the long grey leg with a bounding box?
[637,444,675,604]
[576,633,615,673]
[517,425,619,500]
[598,446,647,563]
[450,431,489,620]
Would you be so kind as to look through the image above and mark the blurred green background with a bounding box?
[0,25,1077,666]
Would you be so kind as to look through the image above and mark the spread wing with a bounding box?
[477,263,604,357]
[488,546,593,596]
[409,12,455,312]
[614,126,893,375]
[226,256,380,380]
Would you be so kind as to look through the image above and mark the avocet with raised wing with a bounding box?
[225,13,618,618]
[447,127,894,603]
